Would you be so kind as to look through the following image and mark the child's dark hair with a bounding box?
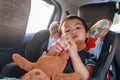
[59,15,88,34]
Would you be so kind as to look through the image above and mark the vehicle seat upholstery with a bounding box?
[0,0,31,73]
[0,29,50,78]
[79,2,117,28]
[25,29,50,62]
[79,2,118,80]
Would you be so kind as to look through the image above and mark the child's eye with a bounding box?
[76,27,80,29]
[65,29,70,32]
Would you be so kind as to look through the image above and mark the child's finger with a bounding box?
[55,43,64,53]
[57,36,67,49]
[64,41,70,51]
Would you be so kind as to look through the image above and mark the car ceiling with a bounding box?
[43,0,119,21]
[43,0,119,13]
[56,0,118,8]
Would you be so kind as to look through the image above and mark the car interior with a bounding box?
[0,0,120,80]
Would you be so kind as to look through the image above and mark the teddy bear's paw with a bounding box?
[21,69,50,80]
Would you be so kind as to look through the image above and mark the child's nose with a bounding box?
[71,29,76,34]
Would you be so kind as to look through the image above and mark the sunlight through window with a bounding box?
[110,13,120,33]
[26,0,54,33]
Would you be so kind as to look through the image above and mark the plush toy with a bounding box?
[47,21,60,49]
[12,40,86,80]
[86,19,112,59]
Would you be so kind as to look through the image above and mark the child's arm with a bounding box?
[71,54,90,79]
[67,39,91,80]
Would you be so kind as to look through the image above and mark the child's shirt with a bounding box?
[63,50,97,73]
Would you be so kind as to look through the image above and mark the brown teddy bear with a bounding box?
[12,40,86,80]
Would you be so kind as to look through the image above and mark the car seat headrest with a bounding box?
[0,0,31,48]
[79,2,117,28]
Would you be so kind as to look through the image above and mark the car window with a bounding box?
[110,4,120,33]
[110,13,120,33]
[26,0,55,33]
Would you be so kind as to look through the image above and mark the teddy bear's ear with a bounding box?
[76,40,86,51]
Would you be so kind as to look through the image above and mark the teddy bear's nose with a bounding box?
[35,71,40,75]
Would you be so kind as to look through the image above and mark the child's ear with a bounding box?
[86,31,90,38]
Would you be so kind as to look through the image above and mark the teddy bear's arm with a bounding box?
[52,72,81,80]
[12,54,35,71]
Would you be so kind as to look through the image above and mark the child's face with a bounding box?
[61,19,89,42]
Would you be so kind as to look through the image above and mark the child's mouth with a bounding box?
[72,35,78,39]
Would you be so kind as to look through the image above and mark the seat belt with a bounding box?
[100,32,118,80]
[92,31,117,80]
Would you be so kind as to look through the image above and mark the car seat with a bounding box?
[0,0,31,73]
[79,1,118,80]
[0,29,50,78]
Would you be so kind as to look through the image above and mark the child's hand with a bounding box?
[66,37,78,58]
[49,34,79,58]
[48,35,70,55]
